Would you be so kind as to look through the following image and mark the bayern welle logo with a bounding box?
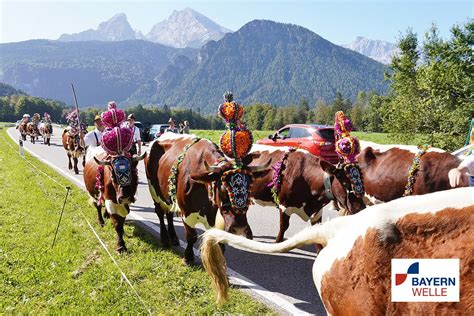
[391,259,460,302]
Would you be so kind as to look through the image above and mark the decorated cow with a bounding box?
[83,102,146,252]
[145,92,270,264]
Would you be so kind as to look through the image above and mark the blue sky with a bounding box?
[1,0,472,44]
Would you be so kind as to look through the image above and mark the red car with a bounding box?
[257,124,339,164]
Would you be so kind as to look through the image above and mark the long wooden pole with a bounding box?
[70,83,84,147]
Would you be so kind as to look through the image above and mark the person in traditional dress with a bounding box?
[126,113,142,156]
[84,115,104,148]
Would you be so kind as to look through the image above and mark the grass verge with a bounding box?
[192,129,421,146]
[0,125,271,314]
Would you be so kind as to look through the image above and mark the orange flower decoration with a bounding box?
[220,128,253,159]
[219,101,244,122]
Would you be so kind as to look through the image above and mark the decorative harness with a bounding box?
[95,153,136,206]
[323,163,365,202]
[167,137,202,210]
[219,167,253,214]
[403,144,430,196]
[267,148,297,206]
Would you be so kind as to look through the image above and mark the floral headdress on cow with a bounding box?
[333,111,364,198]
[100,101,133,156]
[95,102,136,206]
[65,109,81,134]
[32,113,41,124]
[43,112,52,123]
[216,91,254,211]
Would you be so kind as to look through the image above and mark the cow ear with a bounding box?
[320,159,336,174]
[242,152,261,166]
[190,171,221,184]
[359,147,376,164]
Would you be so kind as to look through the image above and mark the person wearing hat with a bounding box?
[165,118,179,133]
[127,113,142,156]
[84,114,104,148]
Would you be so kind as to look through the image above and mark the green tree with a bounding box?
[312,99,332,125]
[382,22,473,150]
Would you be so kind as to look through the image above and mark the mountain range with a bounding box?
[1,12,390,111]
[58,13,144,42]
[343,36,398,64]
[58,8,394,63]
[58,8,230,49]
[146,8,231,48]
[128,20,387,112]
[0,40,196,105]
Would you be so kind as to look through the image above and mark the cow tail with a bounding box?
[200,235,229,305]
[200,224,329,303]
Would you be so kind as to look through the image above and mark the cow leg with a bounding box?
[82,155,85,167]
[73,157,79,174]
[183,223,197,265]
[166,212,179,246]
[67,153,72,170]
[48,137,51,146]
[110,214,127,253]
[95,202,105,227]
[154,202,170,247]
[275,210,290,243]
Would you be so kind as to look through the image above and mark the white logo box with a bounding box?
[391,259,460,302]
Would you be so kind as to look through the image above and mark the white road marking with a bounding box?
[7,127,308,315]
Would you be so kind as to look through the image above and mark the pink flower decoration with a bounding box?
[101,126,134,156]
[108,101,117,110]
[335,136,360,163]
[101,108,126,128]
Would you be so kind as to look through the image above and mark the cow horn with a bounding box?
[94,156,111,166]
[248,159,272,173]
[204,160,222,173]
[132,152,147,162]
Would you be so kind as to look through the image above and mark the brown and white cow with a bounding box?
[201,187,474,314]
[358,146,468,202]
[83,146,146,252]
[39,122,53,146]
[62,128,85,174]
[18,121,28,141]
[249,144,366,242]
[26,122,39,144]
[145,133,269,264]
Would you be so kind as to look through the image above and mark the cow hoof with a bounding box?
[182,257,195,266]
[74,169,79,175]
[116,245,128,253]
[98,220,105,227]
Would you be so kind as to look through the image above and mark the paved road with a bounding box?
[8,127,329,315]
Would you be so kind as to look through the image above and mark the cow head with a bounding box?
[320,160,366,215]
[191,157,271,239]
[94,152,146,204]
